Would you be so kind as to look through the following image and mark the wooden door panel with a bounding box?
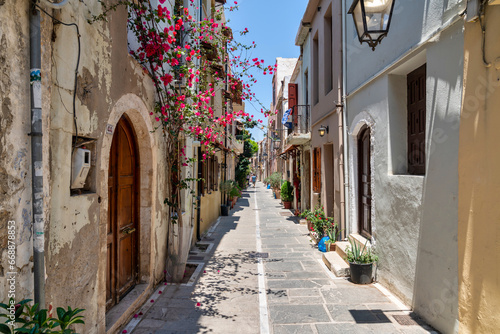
[106,117,138,310]
[118,234,134,294]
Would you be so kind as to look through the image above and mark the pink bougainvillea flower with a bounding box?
[133,314,139,318]
[122,331,127,334]
[150,299,155,303]
[196,302,201,307]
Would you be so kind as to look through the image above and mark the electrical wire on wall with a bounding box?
[478,0,492,68]
[35,4,82,148]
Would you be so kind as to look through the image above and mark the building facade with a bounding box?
[344,1,465,332]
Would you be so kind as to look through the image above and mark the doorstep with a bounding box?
[322,251,350,277]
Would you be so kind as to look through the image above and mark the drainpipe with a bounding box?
[29,0,45,309]
[341,0,350,240]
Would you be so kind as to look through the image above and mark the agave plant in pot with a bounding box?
[324,220,341,252]
[280,180,293,209]
[345,237,378,284]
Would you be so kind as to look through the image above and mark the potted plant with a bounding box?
[229,185,240,208]
[280,180,293,209]
[299,209,314,231]
[268,172,282,199]
[220,180,233,216]
[345,237,378,284]
[324,219,341,252]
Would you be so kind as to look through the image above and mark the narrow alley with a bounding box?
[123,183,437,334]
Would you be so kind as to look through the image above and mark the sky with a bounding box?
[225,0,309,142]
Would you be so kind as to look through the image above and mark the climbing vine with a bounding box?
[94,0,275,279]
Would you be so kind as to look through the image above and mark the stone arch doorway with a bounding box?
[106,116,139,310]
[98,94,158,332]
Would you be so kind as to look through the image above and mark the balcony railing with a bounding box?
[287,105,310,136]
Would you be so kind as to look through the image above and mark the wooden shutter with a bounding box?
[313,147,321,192]
[214,157,219,190]
[201,152,206,194]
[407,64,426,175]
[288,83,298,126]
[208,156,213,192]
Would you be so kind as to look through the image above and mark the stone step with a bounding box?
[322,251,350,277]
[335,241,349,260]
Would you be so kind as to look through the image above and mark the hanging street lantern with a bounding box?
[348,0,396,51]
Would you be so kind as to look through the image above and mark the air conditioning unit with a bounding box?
[71,148,91,189]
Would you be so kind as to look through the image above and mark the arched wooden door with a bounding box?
[107,116,139,310]
[358,127,372,238]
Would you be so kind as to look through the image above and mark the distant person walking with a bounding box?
[251,174,257,187]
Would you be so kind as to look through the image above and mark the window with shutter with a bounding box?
[407,64,426,175]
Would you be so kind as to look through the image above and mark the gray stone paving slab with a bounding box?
[267,279,333,289]
[284,270,330,280]
[288,288,322,297]
[264,261,303,272]
[273,324,315,334]
[269,304,332,324]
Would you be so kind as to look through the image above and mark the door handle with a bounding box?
[122,227,136,235]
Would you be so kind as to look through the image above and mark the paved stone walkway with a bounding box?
[124,183,437,334]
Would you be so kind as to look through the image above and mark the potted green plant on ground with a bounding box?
[220,180,233,216]
[229,184,241,208]
[324,219,341,252]
[280,180,293,209]
[345,237,378,284]
[300,209,314,231]
[268,172,282,199]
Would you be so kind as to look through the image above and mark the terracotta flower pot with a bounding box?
[307,220,314,231]
[326,243,336,252]
[283,201,291,209]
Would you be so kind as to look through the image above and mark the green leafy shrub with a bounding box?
[0,299,84,333]
[280,181,293,202]
[220,180,233,195]
[268,172,282,190]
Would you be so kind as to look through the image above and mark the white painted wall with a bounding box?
[345,0,466,93]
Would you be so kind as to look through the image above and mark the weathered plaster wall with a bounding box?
[346,20,463,333]
[458,7,500,334]
[413,21,463,334]
[0,0,33,303]
[37,2,163,332]
[347,76,424,307]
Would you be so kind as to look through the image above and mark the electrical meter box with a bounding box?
[71,148,91,189]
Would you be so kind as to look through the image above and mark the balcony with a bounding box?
[285,105,311,147]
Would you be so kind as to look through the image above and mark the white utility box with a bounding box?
[71,148,91,189]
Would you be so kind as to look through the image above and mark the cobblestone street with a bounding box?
[123,183,437,334]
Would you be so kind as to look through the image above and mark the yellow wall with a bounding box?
[458,7,500,334]
[200,190,221,236]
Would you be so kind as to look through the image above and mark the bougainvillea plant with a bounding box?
[94,0,275,279]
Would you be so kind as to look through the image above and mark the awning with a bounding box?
[279,144,298,156]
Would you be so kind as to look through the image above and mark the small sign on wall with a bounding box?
[106,124,114,135]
